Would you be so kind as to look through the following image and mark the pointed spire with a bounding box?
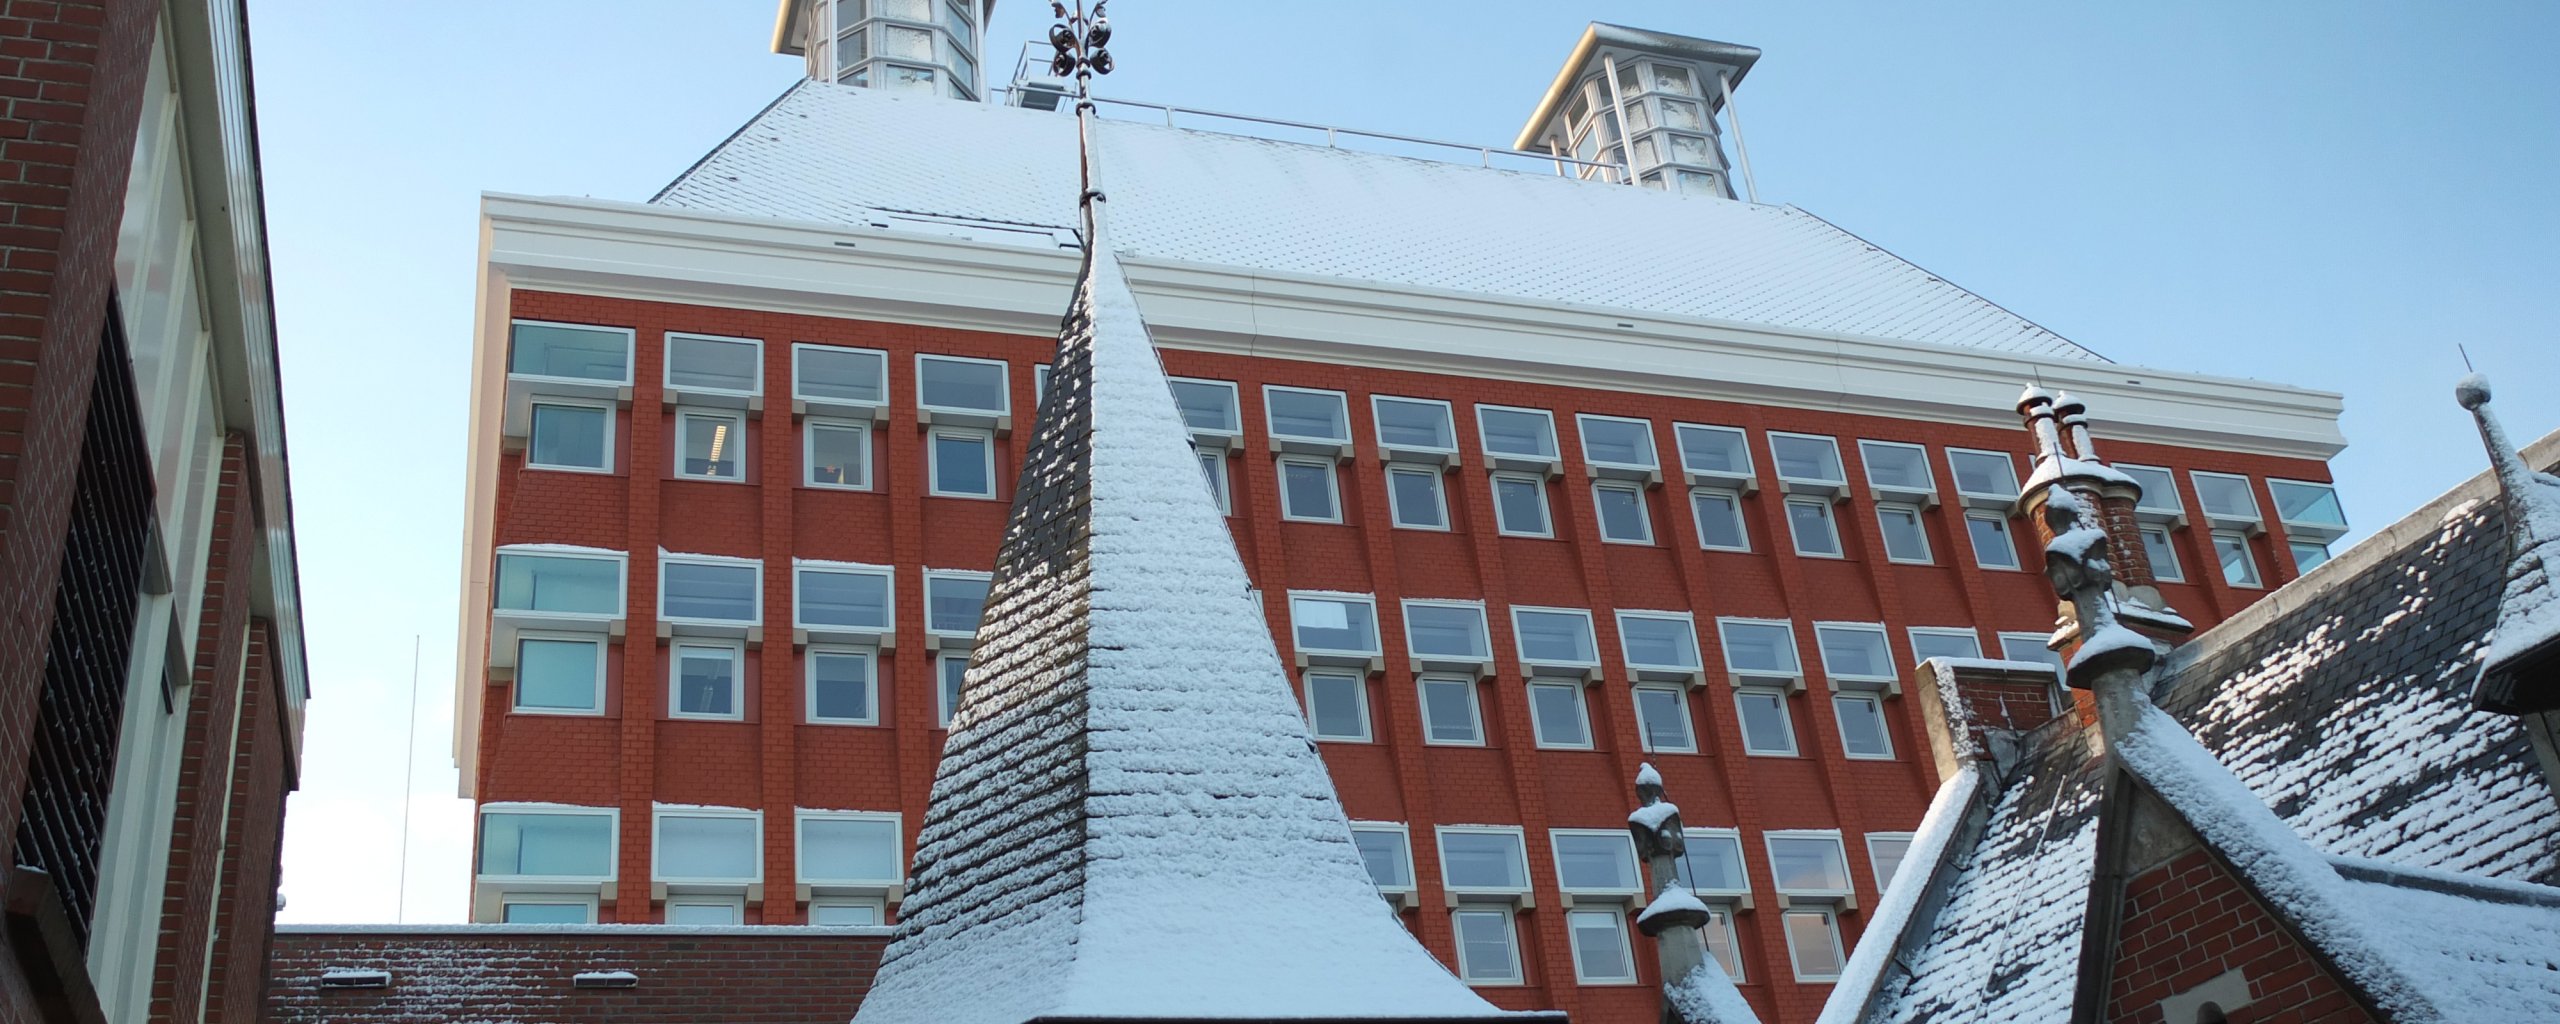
[1628,764,1758,1024]
[2456,373,2560,715]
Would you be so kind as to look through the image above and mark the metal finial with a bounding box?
[1048,0,1115,99]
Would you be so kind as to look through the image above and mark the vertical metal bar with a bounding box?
[1600,55,1636,184]
[1716,70,1760,203]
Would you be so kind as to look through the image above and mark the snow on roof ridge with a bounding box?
[2326,854,2560,909]
[1815,766,1984,1024]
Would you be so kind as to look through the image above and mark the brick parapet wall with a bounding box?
[2106,848,2377,1024]
[265,926,889,1024]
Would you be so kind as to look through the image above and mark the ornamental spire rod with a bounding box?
[1049,0,1115,233]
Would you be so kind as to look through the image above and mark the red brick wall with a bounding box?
[151,432,251,1022]
[2107,849,2378,1024]
[264,927,887,1024]
[476,290,2332,1023]
[207,619,291,1024]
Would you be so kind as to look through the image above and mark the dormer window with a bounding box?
[1768,432,1847,499]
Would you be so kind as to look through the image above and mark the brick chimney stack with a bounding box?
[2016,387,2194,643]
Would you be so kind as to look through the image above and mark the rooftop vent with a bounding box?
[573,970,640,989]
[318,967,392,989]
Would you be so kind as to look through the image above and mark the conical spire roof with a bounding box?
[2456,373,2560,713]
[851,199,1527,1022]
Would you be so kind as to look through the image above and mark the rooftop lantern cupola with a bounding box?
[773,0,991,101]
[1516,23,1761,200]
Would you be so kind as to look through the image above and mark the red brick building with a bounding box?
[0,0,310,1022]
[444,11,2352,1024]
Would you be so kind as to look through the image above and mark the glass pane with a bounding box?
[810,902,881,926]
[837,28,865,70]
[798,569,889,629]
[885,64,936,93]
[1668,132,1715,165]
[1531,682,1588,745]
[1281,461,1337,519]
[1168,380,1239,433]
[517,638,599,711]
[1554,833,1638,890]
[1441,832,1527,889]
[1637,688,1692,750]
[529,404,608,469]
[1352,830,1411,887]
[1654,66,1695,96]
[1624,100,1654,132]
[675,646,737,716]
[1455,910,1517,981]
[2122,465,2181,513]
[1421,678,1479,742]
[667,901,739,925]
[1816,627,1893,680]
[1860,443,1931,490]
[1390,469,1446,528]
[2217,533,2260,586]
[658,815,758,880]
[877,0,928,19]
[1375,398,1455,450]
[880,24,933,59]
[939,655,966,724]
[668,335,759,393]
[1967,515,2018,569]
[1771,435,1843,482]
[1580,418,1655,467]
[925,575,989,634]
[801,817,898,882]
[1677,425,1749,475]
[1705,911,1743,981]
[938,0,971,37]
[1480,408,1556,458]
[495,554,620,616]
[1834,695,1891,757]
[808,423,869,488]
[1719,622,1798,675]
[1879,507,1929,561]
[680,413,743,479]
[1516,610,1597,664]
[1676,833,1748,891]
[2143,527,2184,582]
[1785,911,1844,977]
[1693,491,1746,550]
[1308,673,1366,739]
[509,322,628,382]
[1406,605,1488,659]
[1621,616,1699,669]
[1659,98,1704,130]
[1948,451,2017,497]
[931,433,991,496]
[1197,450,1227,508]
[1737,691,1793,753]
[1570,911,1633,980]
[1596,485,1647,540]
[663,561,757,622]
[1907,630,1981,663]
[502,902,590,924]
[797,347,886,404]
[1495,477,1549,535]
[2194,474,2259,519]
[919,358,1005,413]
[1768,837,1851,891]
[2268,480,2346,528]
[1268,389,1349,441]
[1870,836,1913,887]
[2000,634,2060,672]
[809,652,873,721]
[1292,596,1376,653]
[480,812,612,877]
[2291,541,2332,573]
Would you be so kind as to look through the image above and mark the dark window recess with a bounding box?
[16,315,156,947]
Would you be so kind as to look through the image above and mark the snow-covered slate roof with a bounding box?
[849,207,1531,1024]
[653,82,2104,362]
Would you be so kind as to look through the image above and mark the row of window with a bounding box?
[478,804,899,926]
[493,549,985,636]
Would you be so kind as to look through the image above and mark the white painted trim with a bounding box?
[802,417,873,490]
[803,646,880,726]
[1489,472,1554,538]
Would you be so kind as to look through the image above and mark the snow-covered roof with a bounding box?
[2456,374,2560,713]
[850,206,1534,1023]
[653,82,2104,363]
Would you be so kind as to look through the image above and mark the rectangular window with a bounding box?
[670,641,743,719]
[1196,447,1231,515]
[795,564,892,633]
[1998,633,2063,679]
[1436,828,1531,893]
[1278,457,1342,522]
[1858,440,1934,495]
[1946,449,2019,503]
[936,653,967,727]
[1387,466,1450,529]
[509,320,632,383]
[1577,414,1657,472]
[1735,688,1796,756]
[1404,601,1491,663]
[1691,489,1750,551]
[1906,627,1982,664]
[1373,396,1457,454]
[1350,823,1416,893]
[1453,908,1522,984]
[1674,829,1751,897]
[1766,832,1853,897]
[805,420,871,489]
[1567,908,1636,984]
[528,401,612,472]
[2142,525,2186,582]
[1634,685,1694,752]
[1418,675,1485,745]
[1783,909,1846,981]
[2215,531,2262,587]
[1491,473,1552,538]
[1528,680,1592,748]
[1169,378,1242,436]
[1813,623,1895,685]
[1965,511,2020,570]
[478,807,615,880]
[2190,471,2261,524]
[923,570,991,638]
[1290,593,1381,657]
[1593,482,1652,543]
[808,899,884,926]
[1305,670,1372,742]
[1265,385,1350,445]
[1786,497,1842,557]
[2290,540,2332,573]
[1876,504,1931,563]
[1513,607,1600,670]
[667,897,743,925]
[664,333,762,396]
[1032,364,1049,404]
[798,812,901,885]
[514,635,604,714]
[927,428,995,498]
[1704,908,1745,982]
[1675,423,1753,480]
[660,556,761,625]
[1717,619,1802,679]
[502,899,595,924]
[1833,692,1893,759]
[1867,833,1915,890]
[654,809,762,884]
[2120,464,2184,517]
[494,549,624,617]
[1478,405,1559,462]
[2267,479,2348,537]
[916,354,1009,416]
[806,647,877,725]
[676,410,746,481]
[793,344,887,407]
[1618,612,1702,675]
[1768,432,1847,488]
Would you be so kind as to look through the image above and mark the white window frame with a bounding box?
[1402,599,1492,672]
[1451,907,1524,985]
[667,638,746,721]
[1690,487,1751,552]
[2141,524,2186,583]
[1767,430,1849,496]
[500,895,599,924]
[792,561,894,640]
[1264,384,1353,452]
[807,897,888,926]
[1566,906,1639,984]
[2214,530,2262,588]
[1945,447,2022,508]
[2290,539,2333,574]
[1490,471,1554,539]
[1169,376,1243,440]
[658,552,763,628]
[1195,446,1231,516]
[1673,422,1755,490]
[1734,687,1797,757]
[803,417,873,490]
[1512,606,1602,676]
[1434,826,1533,898]
[925,426,997,499]
[491,546,628,626]
[790,342,889,413]
[914,352,1011,419]
[1866,832,1916,891]
[507,319,635,387]
[1997,631,2065,682]
[1677,827,1753,901]
[1832,691,1895,760]
[1811,621,1897,691]
[1633,684,1696,753]
[936,651,968,728]
[1349,821,1418,897]
[804,645,879,726]
[1288,591,1382,662]
[2266,478,2349,541]
[1716,617,1803,686]
[511,632,606,716]
[1875,503,1933,564]
[921,568,993,642]
[1592,480,1653,544]
[663,332,764,398]
[1386,464,1451,531]
[1304,668,1374,743]
[1372,394,1459,458]
[1576,412,1660,477]
[2118,463,2186,522]
[1856,439,1936,505]
[2189,470,2264,528]
[794,809,904,889]
[1527,678,1594,750]
[1906,626,1984,665]
[1782,907,1847,982]
[1617,610,1704,683]
[1703,907,1746,982]
[651,805,765,887]
[1550,828,1645,899]
[1417,674,1486,746]
[1784,496,1842,558]
[1964,510,2021,571]
[1764,830,1855,904]
[1276,456,1343,523]
[673,408,748,483]
[1477,404,1561,472]
[476,803,620,886]
[665,895,746,925]
[524,398,614,474]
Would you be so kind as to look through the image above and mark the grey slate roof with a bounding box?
[652,82,2105,362]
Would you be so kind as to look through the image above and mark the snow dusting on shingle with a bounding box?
[653,83,2102,362]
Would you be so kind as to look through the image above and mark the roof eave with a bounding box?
[1512,22,1763,151]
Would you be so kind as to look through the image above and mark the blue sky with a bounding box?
[258,1,2560,922]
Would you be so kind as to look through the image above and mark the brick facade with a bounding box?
[2108,848,2379,1023]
